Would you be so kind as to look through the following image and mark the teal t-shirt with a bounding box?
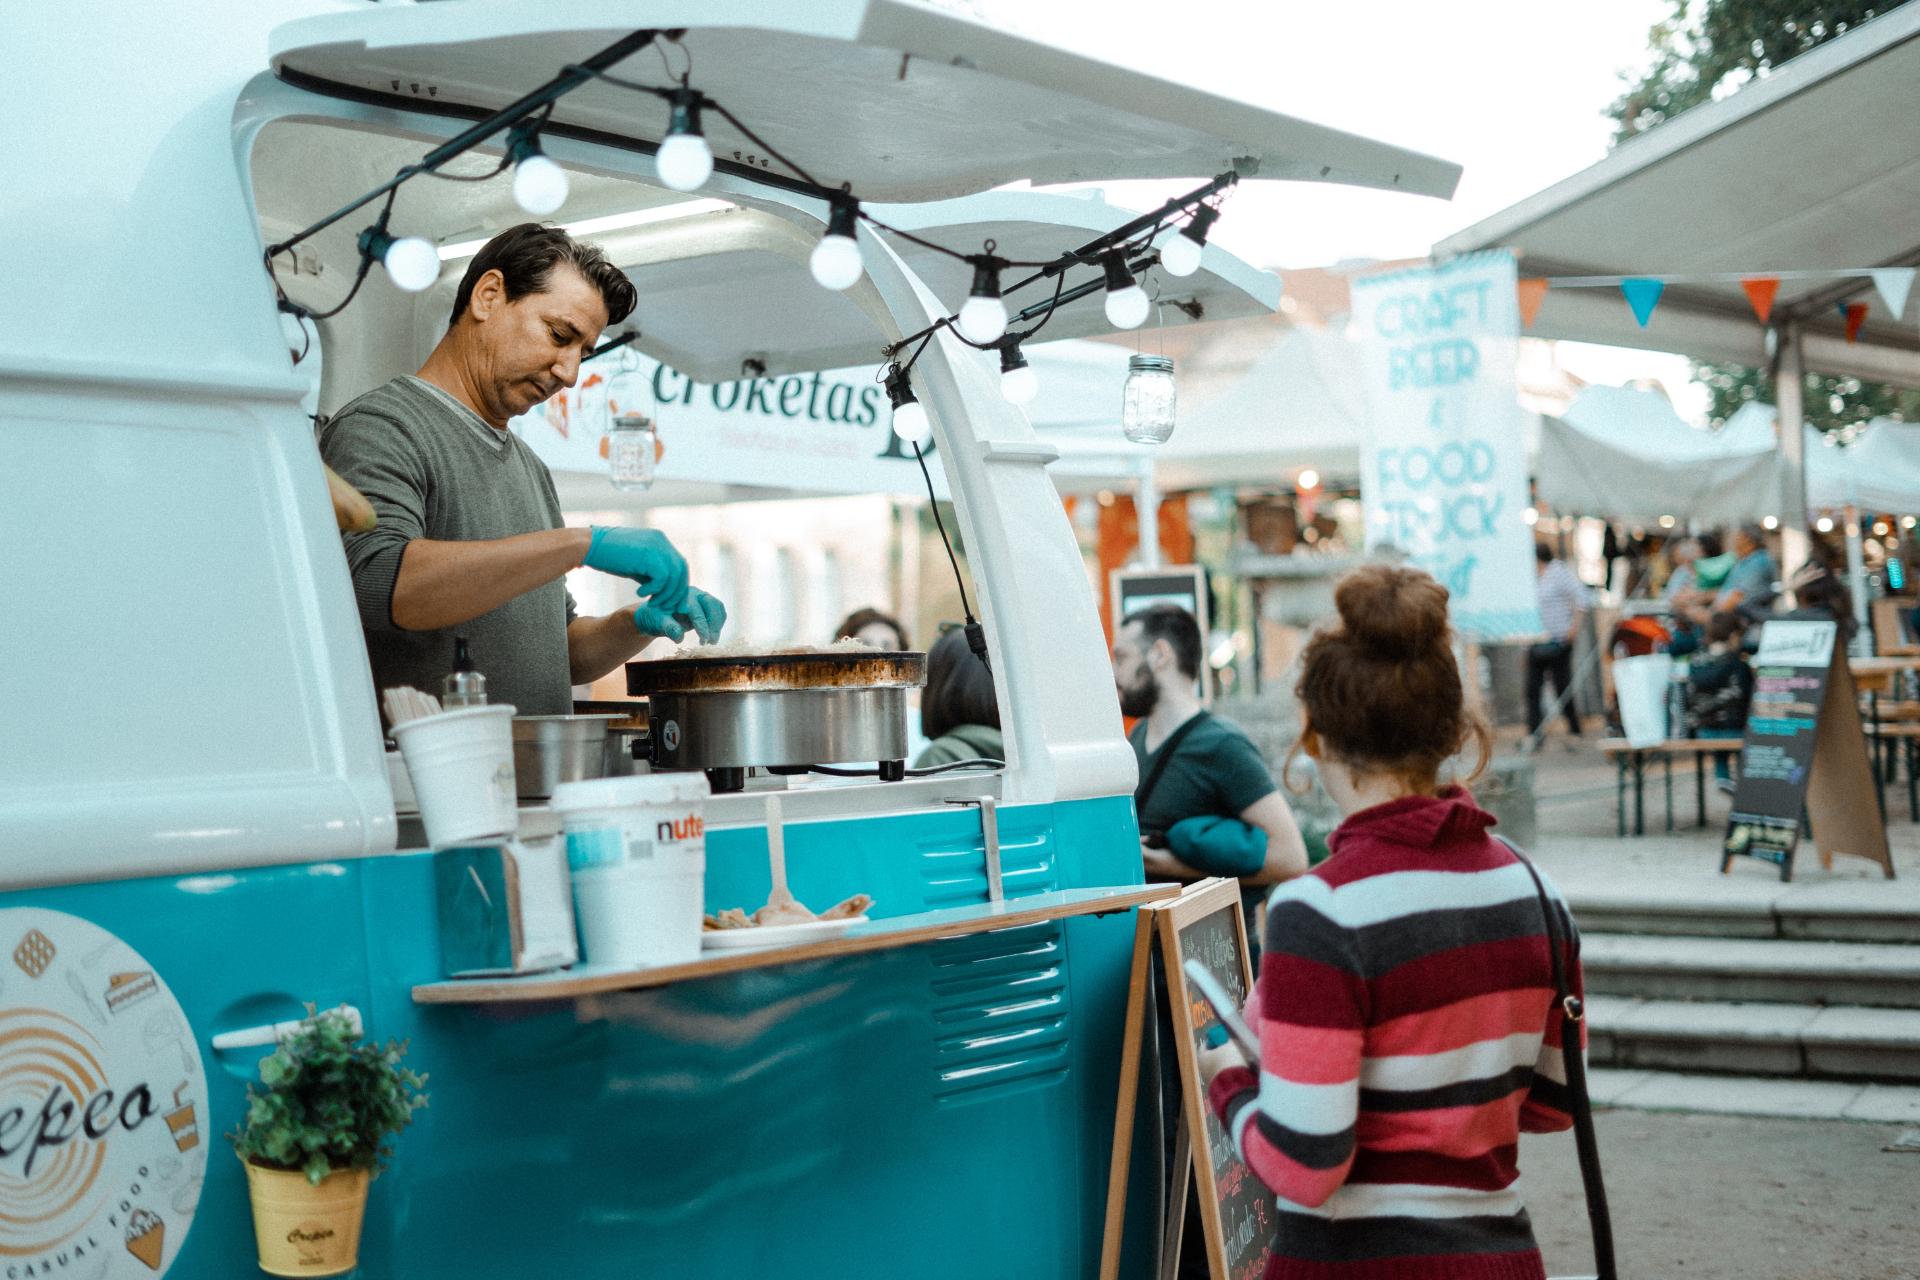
[1128,711,1277,839]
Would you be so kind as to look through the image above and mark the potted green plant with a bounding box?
[229,1006,428,1276]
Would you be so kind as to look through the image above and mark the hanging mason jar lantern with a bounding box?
[1121,354,1176,444]
[607,412,659,491]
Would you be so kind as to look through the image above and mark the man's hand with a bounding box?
[584,527,689,615]
[1142,844,1199,880]
[677,587,727,645]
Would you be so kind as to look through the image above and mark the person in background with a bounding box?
[1198,563,1581,1280]
[1685,610,1754,791]
[1525,543,1588,748]
[1662,537,1703,654]
[1777,562,1858,646]
[1111,604,1309,920]
[912,627,1004,768]
[836,607,909,652]
[1715,523,1779,622]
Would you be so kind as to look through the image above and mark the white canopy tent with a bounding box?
[1434,1,1920,555]
[1537,387,1784,523]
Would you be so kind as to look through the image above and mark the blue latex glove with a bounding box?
[584,527,689,615]
[675,587,727,645]
[632,600,687,643]
[1165,815,1268,878]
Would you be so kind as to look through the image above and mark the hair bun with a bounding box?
[1334,564,1450,659]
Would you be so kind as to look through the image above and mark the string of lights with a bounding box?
[266,27,1236,431]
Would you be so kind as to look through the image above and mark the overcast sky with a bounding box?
[982,0,1709,414]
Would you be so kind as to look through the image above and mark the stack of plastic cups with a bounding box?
[549,774,710,968]
[390,705,518,848]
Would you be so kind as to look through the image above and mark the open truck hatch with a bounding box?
[269,1,1459,204]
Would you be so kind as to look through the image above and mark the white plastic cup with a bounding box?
[390,705,518,849]
[551,774,708,967]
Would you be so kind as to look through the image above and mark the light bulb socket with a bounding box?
[1179,204,1220,249]
[999,343,1029,376]
[967,257,1004,302]
[505,119,546,167]
[356,211,397,263]
[1102,253,1137,294]
[824,197,860,240]
[884,362,918,411]
[667,88,705,140]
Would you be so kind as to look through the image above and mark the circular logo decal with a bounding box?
[0,910,208,1276]
[661,720,681,753]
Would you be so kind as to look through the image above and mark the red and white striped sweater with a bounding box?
[1207,789,1581,1280]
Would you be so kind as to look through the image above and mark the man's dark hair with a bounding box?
[922,627,1000,740]
[450,223,637,326]
[1696,532,1724,558]
[1128,604,1202,680]
[1535,542,1555,564]
[1705,610,1746,645]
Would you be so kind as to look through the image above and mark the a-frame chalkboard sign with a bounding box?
[1100,878,1273,1280]
[1722,619,1894,882]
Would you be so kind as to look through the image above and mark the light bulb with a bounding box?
[1001,363,1039,405]
[383,236,441,292]
[1159,230,1203,277]
[656,134,713,192]
[892,399,931,446]
[1159,205,1217,279]
[1106,284,1151,329]
[512,152,569,215]
[958,295,1009,345]
[811,199,864,290]
[810,234,863,290]
[999,343,1038,406]
[958,258,1008,344]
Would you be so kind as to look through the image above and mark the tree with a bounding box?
[1608,0,1918,433]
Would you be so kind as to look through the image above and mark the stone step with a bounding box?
[1581,934,1920,1008]
[1565,890,1920,945]
[1587,1066,1920,1123]
[1586,996,1920,1081]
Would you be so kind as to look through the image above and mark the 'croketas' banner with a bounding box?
[1352,250,1543,640]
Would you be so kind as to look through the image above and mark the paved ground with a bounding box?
[1522,1111,1920,1280]
[1511,724,1920,904]
[1510,729,1920,1278]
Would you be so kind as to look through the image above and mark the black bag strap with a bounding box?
[1498,836,1617,1280]
[1134,710,1211,819]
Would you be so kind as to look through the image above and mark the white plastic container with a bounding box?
[548,774,710,869]
[389,705,518,849]
[550,774,709,967]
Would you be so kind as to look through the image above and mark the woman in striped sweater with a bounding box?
[1203,564,1582,1280]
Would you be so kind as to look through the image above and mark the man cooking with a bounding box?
[321,223,725,716]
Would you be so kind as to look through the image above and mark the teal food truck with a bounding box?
[0,2,1456,1275]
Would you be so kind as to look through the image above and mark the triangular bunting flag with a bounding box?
[1840,301,1869,343]
[1871,268,1915,319]
[1516,278,1549,329]
[1621,278,1665,327]
[1740,277,1779,324]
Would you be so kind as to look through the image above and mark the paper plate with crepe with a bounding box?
[704,795,872,948]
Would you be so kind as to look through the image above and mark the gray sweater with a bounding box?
[320,377,577,717]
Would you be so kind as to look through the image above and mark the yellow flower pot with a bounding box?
[242,1161,370,1277]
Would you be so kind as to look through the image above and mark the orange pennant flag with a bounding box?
[1841,301,1869,344]
[1741,277,1779,324]
[1516,278,1549,329]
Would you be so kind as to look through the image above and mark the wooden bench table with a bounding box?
[1598,737,1743,836]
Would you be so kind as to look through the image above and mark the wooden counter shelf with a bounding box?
[413,883,1181,1005]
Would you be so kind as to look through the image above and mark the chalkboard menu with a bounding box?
[1723,620,1892,881]
[1161,888,1274,1280]
[1723,621,1836,875]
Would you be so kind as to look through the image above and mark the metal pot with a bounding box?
[511,714,627,800]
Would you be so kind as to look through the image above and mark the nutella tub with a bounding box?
[550,775,709,966]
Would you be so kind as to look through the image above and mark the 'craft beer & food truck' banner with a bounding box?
[1352,252,1541,639]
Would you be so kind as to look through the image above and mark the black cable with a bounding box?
[782,758,1004,778]
[912,438,991,672]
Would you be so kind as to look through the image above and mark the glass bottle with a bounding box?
[607,412,658,492]
[1122,355,1176,444]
